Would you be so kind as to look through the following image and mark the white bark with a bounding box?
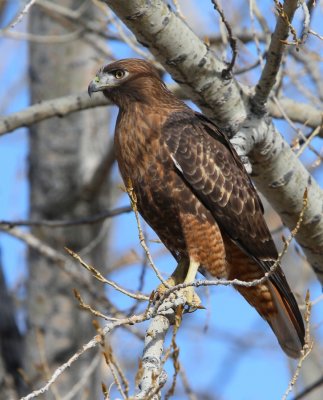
[134,314,170,399]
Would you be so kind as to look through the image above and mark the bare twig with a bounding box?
[0,225,67,266]
[211,0,238,79]
[0,206,132,228]
[9,0,37,29]
[65,247,148,301]
[20,313,150,400]
[179,367,198,400]
[35,329,61,400]
[0,29,84,43]
[296,125,321,158]
[73,289,120,322]
[282,291,314,400]
[309,29,323,40]
[126,180,168,287]
[61,353,101,400]
[17,188,308,400]
[103,348,127,400]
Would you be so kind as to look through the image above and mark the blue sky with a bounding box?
[0,1,322,399]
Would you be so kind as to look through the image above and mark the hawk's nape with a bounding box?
[88,58,305,358]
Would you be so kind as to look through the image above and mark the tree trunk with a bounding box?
[25,1,112,396]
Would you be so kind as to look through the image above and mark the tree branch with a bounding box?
[0,93,109,137]
[252,0,300,112]
[0,206,132,227]
[20,313,149,400]
[134,314,170,399]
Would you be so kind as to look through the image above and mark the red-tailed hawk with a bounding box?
[88,58,305,358]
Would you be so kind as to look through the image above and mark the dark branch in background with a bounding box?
[211,0,237,79]
[252,0,299,113]
[0,249,26,395]
[291,375,323,400]
[0,206,132,228]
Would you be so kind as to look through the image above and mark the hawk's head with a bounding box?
[88,58,165,106]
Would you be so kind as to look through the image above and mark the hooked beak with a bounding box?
[88,76,104,97]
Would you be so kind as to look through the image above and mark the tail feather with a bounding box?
[235,280,305,358]
[267,283,304,359]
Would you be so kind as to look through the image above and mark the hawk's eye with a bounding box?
[114,70,125,79]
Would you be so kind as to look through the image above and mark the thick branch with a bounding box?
[252,0,299,111]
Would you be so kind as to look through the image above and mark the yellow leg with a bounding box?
[182,259,201,311]
[184,259,200,284]
[156,258,202,312]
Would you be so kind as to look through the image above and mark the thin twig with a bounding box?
[282,291,314,400]
[179,367,198,400]
[20,313,150,400]
[61,353,101,400]
[73,289,120,322]
[35,329,61,400]
[103,348,127,400]
[10,0,37,29]
[211,0,238,79]
[126,180,169,287]
[309,29,323,40]
[0,206,132,228]
[104,345,129,398]
[296,125,321,158]
[65,247,149,301]
[0,29,84,43]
